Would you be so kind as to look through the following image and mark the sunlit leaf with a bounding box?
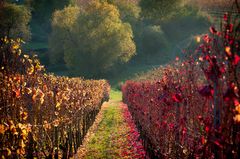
[0,124,5,134]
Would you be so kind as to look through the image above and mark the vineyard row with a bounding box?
[122,12,240,159]
[0,38,110,158]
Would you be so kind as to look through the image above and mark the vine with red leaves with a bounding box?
[122,8,240,159]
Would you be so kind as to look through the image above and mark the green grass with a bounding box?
[82,89,123,158]
[84,103,123,159]
[110,89,122,101]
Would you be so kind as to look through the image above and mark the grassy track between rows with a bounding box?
[83,90,123,158]
[84,101,123,159]
[75,90,145,159]
[75,90,122,158]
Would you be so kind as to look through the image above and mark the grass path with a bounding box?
[75,90,146,159]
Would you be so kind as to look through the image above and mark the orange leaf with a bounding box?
[225,46,231,56]
[0,124,5,134]
[13,89,21,98]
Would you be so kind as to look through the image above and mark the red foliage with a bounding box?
[233,54,240,65]
[122,10,240,159]
[172,93,182,103]
[209,26,217,34]
[198,85,214,98]
[120,103,146,159]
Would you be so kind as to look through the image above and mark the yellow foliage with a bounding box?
[6,148,11,156]
[56,102,61,109]
[0,38,110,158]
[12,42,20,50]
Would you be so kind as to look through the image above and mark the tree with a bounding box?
[0,2,31,40]
[72,0,141,24]
[70,0,92,9]
[105,0,141,24]
[134,24,170,63]
[140,0,183,21]
[49,6,80,64]
[49,1,136,77]
[141,25,169,55]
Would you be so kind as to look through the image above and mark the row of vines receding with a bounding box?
[122,4,240,159]
[0,37,110,158]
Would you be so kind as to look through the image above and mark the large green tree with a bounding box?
[0,2,31,40]
[49,6,80,64]
[49,1,136,77]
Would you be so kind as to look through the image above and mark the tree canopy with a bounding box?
[105,0,141,24]
[140,0,183,21]
[49,1,136,77]
[0,2,31,40]
[49,6,80,64]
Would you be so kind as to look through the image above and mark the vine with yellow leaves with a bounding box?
[0,37,110,158]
